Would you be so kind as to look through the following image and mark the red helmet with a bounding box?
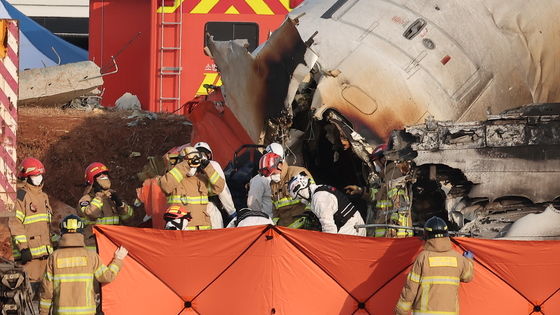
[84,162,109,185]
[258,152,282,177]
[18,158,45,178]
[370,144,388,161]
[163,205,192,221]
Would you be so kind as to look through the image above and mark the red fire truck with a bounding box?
[89,0,304,113]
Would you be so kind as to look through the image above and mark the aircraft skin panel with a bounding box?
[208,0,560,144]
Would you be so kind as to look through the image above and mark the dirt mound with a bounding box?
[16,107,192,225]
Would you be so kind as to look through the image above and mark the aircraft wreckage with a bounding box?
[204,0,560,239]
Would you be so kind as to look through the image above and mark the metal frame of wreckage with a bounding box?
[354,224,471,236]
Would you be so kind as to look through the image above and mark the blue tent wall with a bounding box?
[0,0,87,69]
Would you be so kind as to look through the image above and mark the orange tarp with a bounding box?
[136,178,167,229]
[94,225,560,315]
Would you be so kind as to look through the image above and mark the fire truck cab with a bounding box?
[89,0,304,113]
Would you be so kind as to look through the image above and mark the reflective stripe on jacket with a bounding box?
[159,161,225,227]
[270,163,314,227]
[78,189,134,249]
[39,233,123,315]
[395,237,474,315]
[8,183,53,260]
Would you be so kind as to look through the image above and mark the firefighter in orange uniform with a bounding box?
[78,162,134,250]
[159,146,225,230]
[40,215,128,315]
[395,217,474,315]
[8,157,53,283]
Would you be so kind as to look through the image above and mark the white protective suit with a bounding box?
[246,174,273,218]
[226,214,274,228]
[310,185,366,236]
[207,160,236,228]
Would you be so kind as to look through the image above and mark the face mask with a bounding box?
[30,175,43,186]
[186,167,197,177]
[270,173,281,183]
[96,176,111,190]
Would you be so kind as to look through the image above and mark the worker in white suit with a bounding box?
[194,142,236,228]
[247,143,284,218]
[226,208,274,228]
[288,172,366,236]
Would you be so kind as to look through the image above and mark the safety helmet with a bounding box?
[18,157,45,178]
[194,142,212,155]
[424,216,449,239]
[370,143,388,161]
[164,205,192,230]
[84,162,109,185]
[258,152,282,177]
[60,214,85,234]
[287,172,310,200]
[265,143,284,159]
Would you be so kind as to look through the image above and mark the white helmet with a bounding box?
[265,143,284,159]
[288,172,311,200]
[194,142,212,154]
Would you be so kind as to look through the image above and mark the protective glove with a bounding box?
[19,248,32,264]
[110,192,123,208]
[463,251,474,259]
[114,246,128,260]
[344,185,363,196]
[199,157,210,169]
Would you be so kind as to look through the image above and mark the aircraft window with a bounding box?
[403,18,427,40]
[205,22,259,52]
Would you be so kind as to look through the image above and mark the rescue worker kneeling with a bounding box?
[40,215,128,315]
[226,208,274,228]
[159,146,225,230]
[395,217,474,315]
[288,173,366,236]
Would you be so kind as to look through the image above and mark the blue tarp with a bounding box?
[0,0,88,70]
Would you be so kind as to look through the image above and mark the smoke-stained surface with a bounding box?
[209,0,560,144]
[207,20,311,142]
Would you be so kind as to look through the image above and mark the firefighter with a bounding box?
[40,215,128,315]
[395,216,474,315]
[159,146,225,230]
[8,157,53,283]
[226,208,274,228]
[78,162,134,250]
[269,152,315,227]
[288,172,366,236]
[194,142,236,228]
[247,146,284,218]
[345,144,413,237]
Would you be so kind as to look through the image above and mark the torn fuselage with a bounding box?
[205,0,560,238]
[390,103,560,238]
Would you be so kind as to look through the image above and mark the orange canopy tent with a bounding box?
[94,225,560,315]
